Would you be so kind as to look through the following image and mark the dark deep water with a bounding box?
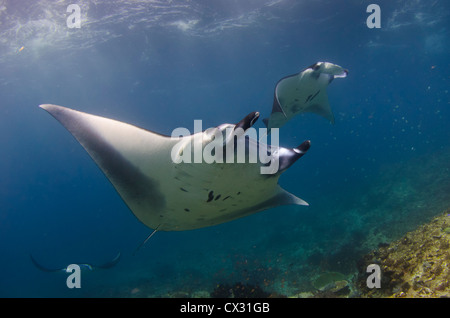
[0,0,449,297]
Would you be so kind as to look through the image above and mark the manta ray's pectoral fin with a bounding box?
[39,104,169,230]
[30,255,65,272]
[92,252,121,269]
[275,186,309,206]
[305,91,335,124]
[271,94,288,118]
[262,94,288,128]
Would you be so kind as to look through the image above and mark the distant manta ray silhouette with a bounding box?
[30,252,121,272]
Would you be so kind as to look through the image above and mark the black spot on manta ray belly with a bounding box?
[207,190,214,202]
[184,208,190,212]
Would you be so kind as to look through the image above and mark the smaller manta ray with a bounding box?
[263,62,348,130]
[30,252,121,272]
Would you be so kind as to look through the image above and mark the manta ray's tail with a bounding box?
[132,225,161,255]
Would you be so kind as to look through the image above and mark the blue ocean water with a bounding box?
[0,0,449,297]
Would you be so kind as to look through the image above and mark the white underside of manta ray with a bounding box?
[40,105,311,232]
[263,61,348,130]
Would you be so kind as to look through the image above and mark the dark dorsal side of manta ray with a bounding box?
[263,61,348,130]
[30,252,121,272]
[40,104,310,232]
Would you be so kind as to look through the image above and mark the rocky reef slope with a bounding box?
[357,211,450,297]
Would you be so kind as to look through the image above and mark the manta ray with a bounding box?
[263,62,348,130]
[40,104,310,232]
[30,252,121,272]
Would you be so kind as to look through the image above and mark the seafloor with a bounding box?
[85,148,450,298]
[356,211,450,298]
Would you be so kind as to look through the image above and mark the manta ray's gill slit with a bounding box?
[310,90,320,102]
[215,194,221,200]
[222,196,231,201]
[180,187,188,192]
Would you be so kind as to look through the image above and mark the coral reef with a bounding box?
[211,282,271,298]
[356,211,450,297]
